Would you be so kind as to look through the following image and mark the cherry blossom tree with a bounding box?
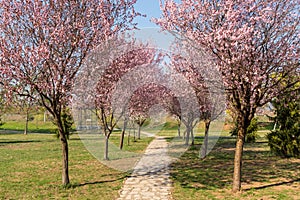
[168,46,225,156]
[157,0,300,191]
[13,92,37,135]
[0,0,139,185]
[168,53,207,145]
[164,68,202,146]
[128,83,177,139]
[161,90,182,137]
[0,87,5,127]
[74,38,160,160]
[97,49,161,160]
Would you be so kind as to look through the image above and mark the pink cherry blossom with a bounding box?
[156,0,300,192]
[0,0,139,186]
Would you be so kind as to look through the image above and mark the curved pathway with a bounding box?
[117,136,173,200]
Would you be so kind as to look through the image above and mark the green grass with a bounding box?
[0,132,153,199]
[110,133,154,153]
[1,119,299,199]
[0,120,58,133]
[169,132,300,200]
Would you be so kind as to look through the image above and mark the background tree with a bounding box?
[129,83,174,140]
[74,38,159,160]
[167,48,225,155]
[0,0,139,185]
[161,89,182,137]
[0,88,5,127]
[156,0,300,192]
[9,89,37,135]
[128,85,151,140]
[230,117,259,143]
[16,96,35,135]
[267,87,300,158]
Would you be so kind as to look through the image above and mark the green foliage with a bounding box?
[142,118,151,127]
[267,90,300,158]
[62,108,74,136]
[162,120,178,130]
[267,128,300,158]
[54,108,74,140]
[230,117,258,143]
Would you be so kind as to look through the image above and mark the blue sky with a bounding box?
[134,0,181,28]
[134,0,164,28]
[131,1,181,51]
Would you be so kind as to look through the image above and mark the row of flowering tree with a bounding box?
[128,81,193,140]
[167,44,225,155]
[73,33,221,162]
[0,0,140,186]
[74,31,226,163]
[73,37,162,160]
[156,0,300,192]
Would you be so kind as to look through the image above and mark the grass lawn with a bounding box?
[0,132,153,199]
[0,120,58,133]
[169,132,300,200]
[1,122,299,200]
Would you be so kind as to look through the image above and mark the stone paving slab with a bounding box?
[117,136,173,200]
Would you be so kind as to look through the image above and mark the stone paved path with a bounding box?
[117,136,173,200]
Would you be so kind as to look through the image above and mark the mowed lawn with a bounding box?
[0,132,153,199]
[169,132,300,200]
[1,129,300,199]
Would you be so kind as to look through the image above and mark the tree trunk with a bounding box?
[201,120,211,159]
[44,111,46,123]
[232,118,248,192]
[273,121,277,131]
[119,129,125,150]
[177,123,181,137]
[191,127,194,145]
[104,135,109,160]
[127,129,130,146]
[137,124,141,139]
[185,126,190,146]
[133,129,136,142]
[61,134,70,186]
[120,119,127,150]
[24,109,29,135]
[56,116,70,186]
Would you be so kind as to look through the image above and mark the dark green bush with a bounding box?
[267,127,300,158]
[230,117,258,143]
[54,108,74,140]
[267,88,300,158]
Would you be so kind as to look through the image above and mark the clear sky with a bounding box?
[134,0,164,28]
[131,1,183,52]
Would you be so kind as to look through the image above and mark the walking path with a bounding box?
[117,136,173,200]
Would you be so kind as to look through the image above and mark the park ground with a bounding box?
[0,117,299,199]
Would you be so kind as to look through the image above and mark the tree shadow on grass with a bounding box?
[71,174,129,188]
[244,178,300,191]
[0,140,42,145]
[170,142,235,190]
[170,138,300,191]
[0,129,57,134]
